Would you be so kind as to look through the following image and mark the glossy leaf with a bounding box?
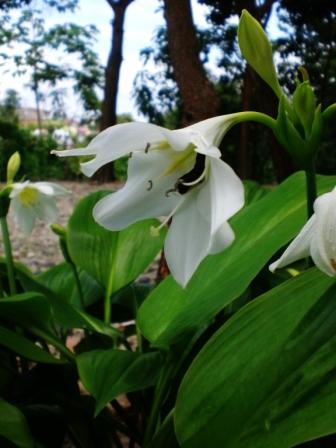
[38,262,102,308]
[13,265,119,338]
[67,190,165,296]
[77,349,162,415]
[138,172,336,347]
[0,292,55,336]
[175,269,336,447]
[0,324,62,364]
[0,399,34,448]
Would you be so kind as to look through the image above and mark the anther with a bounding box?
[129,152,133,158]
[145,143,150,153]
[165,188,177,197]
[147,180,153,191]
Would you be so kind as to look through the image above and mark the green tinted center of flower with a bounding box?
[19,186,39,207]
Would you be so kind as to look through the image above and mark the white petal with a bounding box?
[197,157,245,234]
[52,122,168,177]
[164,189,211,287]
[34,194,59,223]
[93,149,192,230]
[11,198,36,235]
[209,221,235,254]
[160,128,191,151]
[310,188,336,276]
[35,182,68,196]
[188,114,239,147]
[269,215,316,272]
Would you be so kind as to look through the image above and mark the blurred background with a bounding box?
[0,0,335,184]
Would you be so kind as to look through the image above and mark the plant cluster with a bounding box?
[0,11,336,448]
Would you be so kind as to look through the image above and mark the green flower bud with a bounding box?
[238,9,282,98]
[274,97,323,168]
[6,151,21,184]
[50,223,67,238]
[292,80,316,139]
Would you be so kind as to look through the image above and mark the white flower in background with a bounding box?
[270,187,336,276]
[52,116,245,287]
[10,181,68,235]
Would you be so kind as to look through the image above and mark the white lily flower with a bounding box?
[9,181,68,235]
[270,187,336,276]
[52,116,245,287]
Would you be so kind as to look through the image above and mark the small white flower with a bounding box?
[270,187,336,276]
[52,116,245,287]
[10,181,68,235]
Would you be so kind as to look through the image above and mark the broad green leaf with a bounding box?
[138,172,336,347]
[175,269,336,447]
[0,399,34,448]
[0,324,61,364]
[0,292,55,336]
[149,411,180,448]
[12,264,119,338]
[77,349,162,415]
[38,262,102,309]
[67,191,165,296]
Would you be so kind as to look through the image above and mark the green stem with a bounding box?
[70,262,85,310]
[0,216,16,295]
[237,111,277,132]
[305,158,317,219]
[322,103,336,122]
[32,326,75,362]
[143,357,174,446]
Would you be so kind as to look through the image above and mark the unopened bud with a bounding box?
[7,152,21,184]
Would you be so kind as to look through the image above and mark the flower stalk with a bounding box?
[0,216,17,295]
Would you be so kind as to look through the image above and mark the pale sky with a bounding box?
[0,0,280,120]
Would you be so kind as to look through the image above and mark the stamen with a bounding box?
[147,180,153,191]
[145,143,150,153]
[180,169,207,187]
[165,187,178,197]
[150,198,185,236]
[129,152,133,158]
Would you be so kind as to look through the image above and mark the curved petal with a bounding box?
[310,188,336,276]
[11,199,36,235]
[269,215,316,272]
[93,149,192,230]
[197,157,244,235]
[34,194,59,223]
[52,122,168,177]
[188,114,240,147]
[35,182,68,196]
[209,221,235,254]
[164,189,211,288]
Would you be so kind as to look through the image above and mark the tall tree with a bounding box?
[163,0,220,125]
[97,0,134,181]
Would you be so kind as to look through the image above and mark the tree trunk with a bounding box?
[163,0,220,125]
[95,0,134,182]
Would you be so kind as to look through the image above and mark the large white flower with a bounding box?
[52,116,245,287]
[270,187,336,276]
[10,181,68,235]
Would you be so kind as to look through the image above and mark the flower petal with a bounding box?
[269,215,316,272]
[34,194,59,223]
[209,221,235,254]
[35,182,68,196]
[310,188,336,276]
[93,149,192,230]
[52,122,167,177]
[164,189,211,287]
[11,199,36,235]
[188,114,240,147]
[197,157,244,234]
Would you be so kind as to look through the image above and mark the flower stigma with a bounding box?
[19,186,39,207]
